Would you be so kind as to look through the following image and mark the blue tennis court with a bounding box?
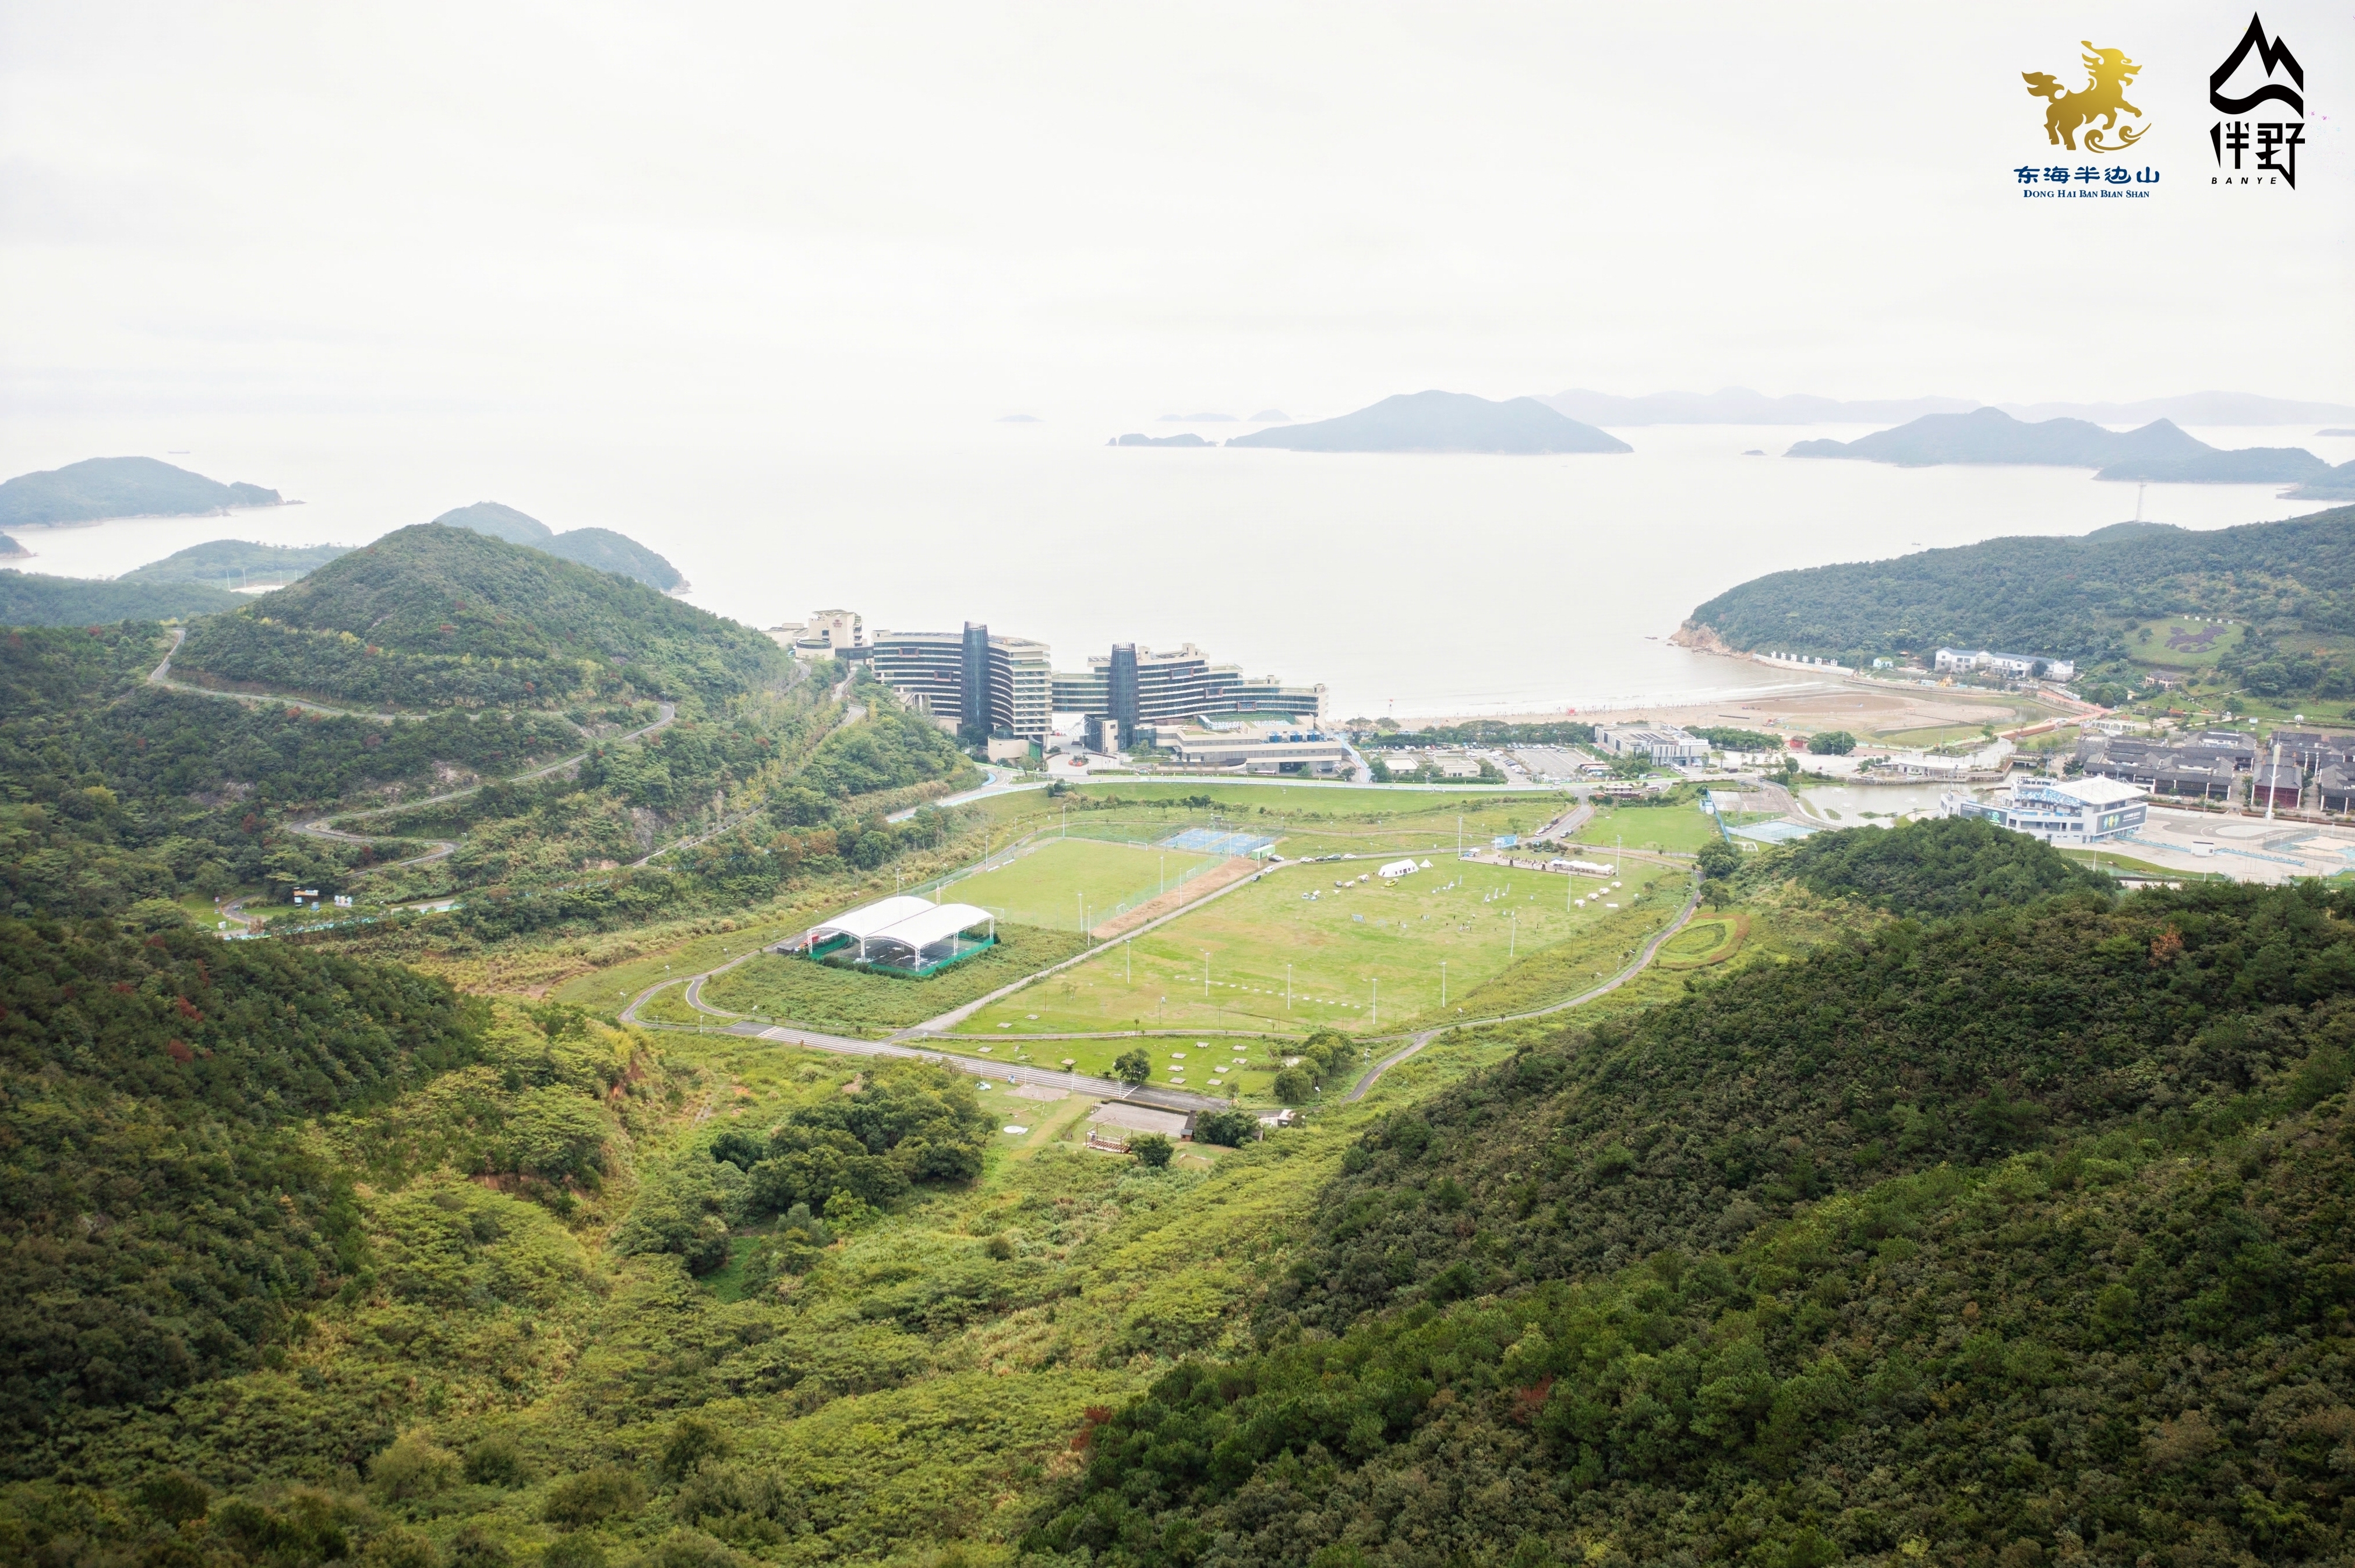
[1161,828,1279,856]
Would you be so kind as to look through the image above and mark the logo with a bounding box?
[2209,13,2303,186]
[2023,42,2148,151]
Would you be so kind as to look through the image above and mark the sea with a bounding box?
[6,416,2350,721]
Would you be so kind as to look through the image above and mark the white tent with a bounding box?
[858,902,996,969]
[803,895,937,949]
[1378,857,1420,878]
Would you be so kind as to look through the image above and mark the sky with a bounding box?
[2,1,2350,442]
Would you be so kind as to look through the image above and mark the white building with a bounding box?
[767,608,867,657]
[1942,775,2146,845]
[1593,725,1708,765]
[1934,648,2078,682]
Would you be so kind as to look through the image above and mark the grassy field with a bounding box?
[934,835,1221,930]
[976,781,1569,820]
[952,856,1683,1046]
[696,923,1092,1037]
[1569,801,1718,854]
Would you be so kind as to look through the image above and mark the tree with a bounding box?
[1131,1133,1173,1167]
[1806,730,1857,755]
[1696,840,1740,881]
[1111,1048,1151,1085]
[1194,1109,1258,1147]
[1273,1066,1314,1103]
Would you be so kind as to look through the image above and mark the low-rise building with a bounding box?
[1934,648,2077,681]
[1593,724,1708,765]
[1944,776,2147,844]
[2317,762,2355,814]
[2252,761,2304,811]
[1168,730,1350,776]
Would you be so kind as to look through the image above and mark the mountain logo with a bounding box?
[2023,43,2147,151]
[2208,14,2304,186]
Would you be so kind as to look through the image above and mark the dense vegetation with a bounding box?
[0,624,582,916]
[1686,503,2355,677]
[1036,878,2355,1564]
[1360,721,1596,750]
[120,539,351,587]
[0,570,242,624]
[173,525,779,710]
[0,456,281,528]
[1779,815,2113,918]
[0,919,486,1470]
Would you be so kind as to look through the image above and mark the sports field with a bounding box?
[932,836,1223,931]
[951,855,1683,1040]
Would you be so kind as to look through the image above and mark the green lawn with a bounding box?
[697,923,1092,1038]
[1570,803,1718,854]
[953,856,1681,1048]
[935,836,1221,931]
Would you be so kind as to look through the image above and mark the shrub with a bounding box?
[1273,1068,1314,1103]
[543,1538,608,1568]
[464,1434,529,1487]
[1131,1134,1174,1168]
[659,1416,730,1484]
[134,1470,213,1526]
[1194,1110,1258,1147]
[445,1525,513,1568]
[370,1429,460,1502]
[360,1527,439,1568]
[543,1467,647,1527]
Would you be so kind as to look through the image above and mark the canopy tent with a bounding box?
[857,902,995,973]
[796,894,937,955]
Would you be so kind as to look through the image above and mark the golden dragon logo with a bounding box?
[2024,43,2148,151]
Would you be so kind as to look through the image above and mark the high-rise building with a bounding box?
[1050,642,1326,743]
[870,623,1050,740]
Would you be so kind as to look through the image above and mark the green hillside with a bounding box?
[172,524,781,710]
[0,455,282,528]
[1685,502,2355,680]
[0,568,244,625]
[1037,871,2355,1565]
[121,538,352,588]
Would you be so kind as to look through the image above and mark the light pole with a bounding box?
[1510,909,1517,962]
[1286,962,1292,1010]
[1201,949,1210,998]
[1371,977,1378,1028]
[1440,960,1446,1007]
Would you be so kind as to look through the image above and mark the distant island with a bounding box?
[2322,429,2355,438]
[1158,412,1237,423]
[0,455,286,529]
[1543,388,1978,426]
[1538,389,2355,426]
[0,568,243,626]
[1248,409,1291,423]
[0,532,25,559]
[2287,460,2355,501]
[1224,390,1631,454]
[1108,432,1213,447]
[121,539,352,589]
[432,502,687,592]
[1787,408,2331,482]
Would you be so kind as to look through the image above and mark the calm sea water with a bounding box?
[7,416,2349,719]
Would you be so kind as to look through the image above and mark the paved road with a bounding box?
[1342,869,1704,1102]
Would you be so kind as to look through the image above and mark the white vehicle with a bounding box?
[1378,857,1421,878]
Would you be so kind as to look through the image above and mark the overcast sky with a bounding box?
[3,1,2349,439]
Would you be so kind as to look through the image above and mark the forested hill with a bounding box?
[1037,871,2355,1566]
[433,502,686,592]
[0,455,283,528]
[171,523,785,709]
[0,569,244,626]
[1685,502,2355,665]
